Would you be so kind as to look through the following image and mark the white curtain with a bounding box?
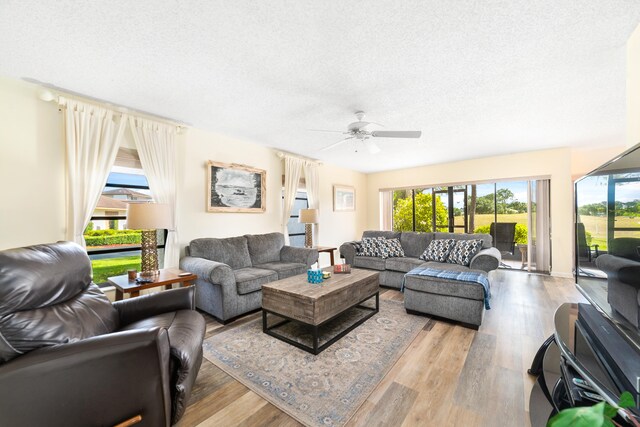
[534,179,551,273]
[282,156,304,244]
[128,116,179,268]
[62,97,126,246]
[380,191,393,230]
[303,161,320,245]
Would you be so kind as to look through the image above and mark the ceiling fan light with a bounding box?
[366,142,381,154]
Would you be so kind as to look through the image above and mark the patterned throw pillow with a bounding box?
[358,237,382,257]
[379,238,405,258]
[446,239,484,266]
[419,239,456,262]
[353,241,363,255]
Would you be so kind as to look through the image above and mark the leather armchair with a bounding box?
[0,242,206,426]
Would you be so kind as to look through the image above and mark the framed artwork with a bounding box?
[206,161,266,213]
[333,185,355,212]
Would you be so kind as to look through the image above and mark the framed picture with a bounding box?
[333,184,355,212]
[207,161,266,213]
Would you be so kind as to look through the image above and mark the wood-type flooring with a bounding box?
[177,270,586,427]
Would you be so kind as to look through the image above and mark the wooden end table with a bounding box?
[108,268,197,301]
[315,246,337,266]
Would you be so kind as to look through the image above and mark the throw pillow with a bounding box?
[379,238,405,258]
[419,239,456,262]
[359,237,382,257]
[446,239,484,266]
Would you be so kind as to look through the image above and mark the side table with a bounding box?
[108,268,197,301]
[315,246,338,266]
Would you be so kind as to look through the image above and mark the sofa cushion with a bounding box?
[245,233,284,265]
[400,232,434,258]
[435,232,493,249]
[385,257,425,273]
[420,239,456,263]
[379,238,405,258]
[233,267,278,295]
[404,262,486,300]
[189,237,252,269]
[362,230,401,240]
[447,239,484,266]
[353,255,386,271]
[253,262,307,280]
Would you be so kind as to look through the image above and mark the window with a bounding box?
[286,191,309,247]
[85,149,166,285]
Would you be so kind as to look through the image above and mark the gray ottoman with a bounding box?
[403,270,488,329]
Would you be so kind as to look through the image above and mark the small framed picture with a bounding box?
[333,185,355,212]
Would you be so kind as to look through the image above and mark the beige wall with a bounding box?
[628,22,640,148]
[176,127,367,266]
[0,76,367,264]
[0,77,65,249]
[570,145,627,181]
[366,148,575,276]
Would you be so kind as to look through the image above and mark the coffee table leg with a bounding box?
[262,310,267,332]
[313,325,319,354]
[115,289,123,301]
[375,292,379,313]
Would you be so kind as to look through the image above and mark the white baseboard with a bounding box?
[551,271,574,279]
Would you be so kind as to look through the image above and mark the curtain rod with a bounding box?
[32,81,187,131]
[275,151,323,165]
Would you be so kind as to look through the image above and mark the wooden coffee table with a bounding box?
[108,268,197,301]
[261,268,379,354]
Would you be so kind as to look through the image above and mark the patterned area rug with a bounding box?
[202,299,428,427]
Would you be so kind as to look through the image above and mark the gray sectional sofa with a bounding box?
[180,232,318,323]
[339,230,501,327]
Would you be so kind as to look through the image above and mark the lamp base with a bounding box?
[140,229,159,276]
[304,224,313,248]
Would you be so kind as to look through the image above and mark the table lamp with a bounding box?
[299,208,318,248]
[127,203,171,277]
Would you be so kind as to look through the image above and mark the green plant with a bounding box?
[474,223,528,244]
[393,192,448,232]
[84,232,141,247]
[548,391,637,427]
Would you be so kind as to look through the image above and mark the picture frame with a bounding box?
[333,184,355,212]
[206,161,266,213]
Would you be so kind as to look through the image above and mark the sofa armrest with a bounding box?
[280,246,318,267]
[113,286,196,327]
[469,247,501,272]
[596,254,640,288]
[180,256,235,286]
[339,241,361,265]
[0,328,172,427]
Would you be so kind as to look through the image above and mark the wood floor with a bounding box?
[177,270,586,427]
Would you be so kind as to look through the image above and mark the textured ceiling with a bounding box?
[1,1,640,172]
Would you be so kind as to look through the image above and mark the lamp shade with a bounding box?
[299,208,319,224]
[127,203,172,230]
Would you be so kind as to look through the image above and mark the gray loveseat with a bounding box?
[339,230,501,327]
[595,237,640,328]
[180,232,318,323]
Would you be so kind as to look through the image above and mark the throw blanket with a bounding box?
[402,267,491,310]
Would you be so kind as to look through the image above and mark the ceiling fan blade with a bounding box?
[308,129,344,133]
[319,136,354,152]
[371,130,422,138]
[365,141,381,155]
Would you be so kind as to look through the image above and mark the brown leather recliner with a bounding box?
[0,241,206,426]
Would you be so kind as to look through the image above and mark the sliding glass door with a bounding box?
[389,178,551,273]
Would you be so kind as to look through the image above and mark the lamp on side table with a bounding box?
[299,208,319,248]
[127,203,171,277]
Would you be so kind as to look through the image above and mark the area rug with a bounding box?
[202,299,428,427]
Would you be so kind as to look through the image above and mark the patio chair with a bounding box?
[576,222,599,262]
[490,222,517,268]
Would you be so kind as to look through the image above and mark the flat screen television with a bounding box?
[572,143,640,422]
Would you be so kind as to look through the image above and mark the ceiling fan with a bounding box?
[311,111,422,154]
